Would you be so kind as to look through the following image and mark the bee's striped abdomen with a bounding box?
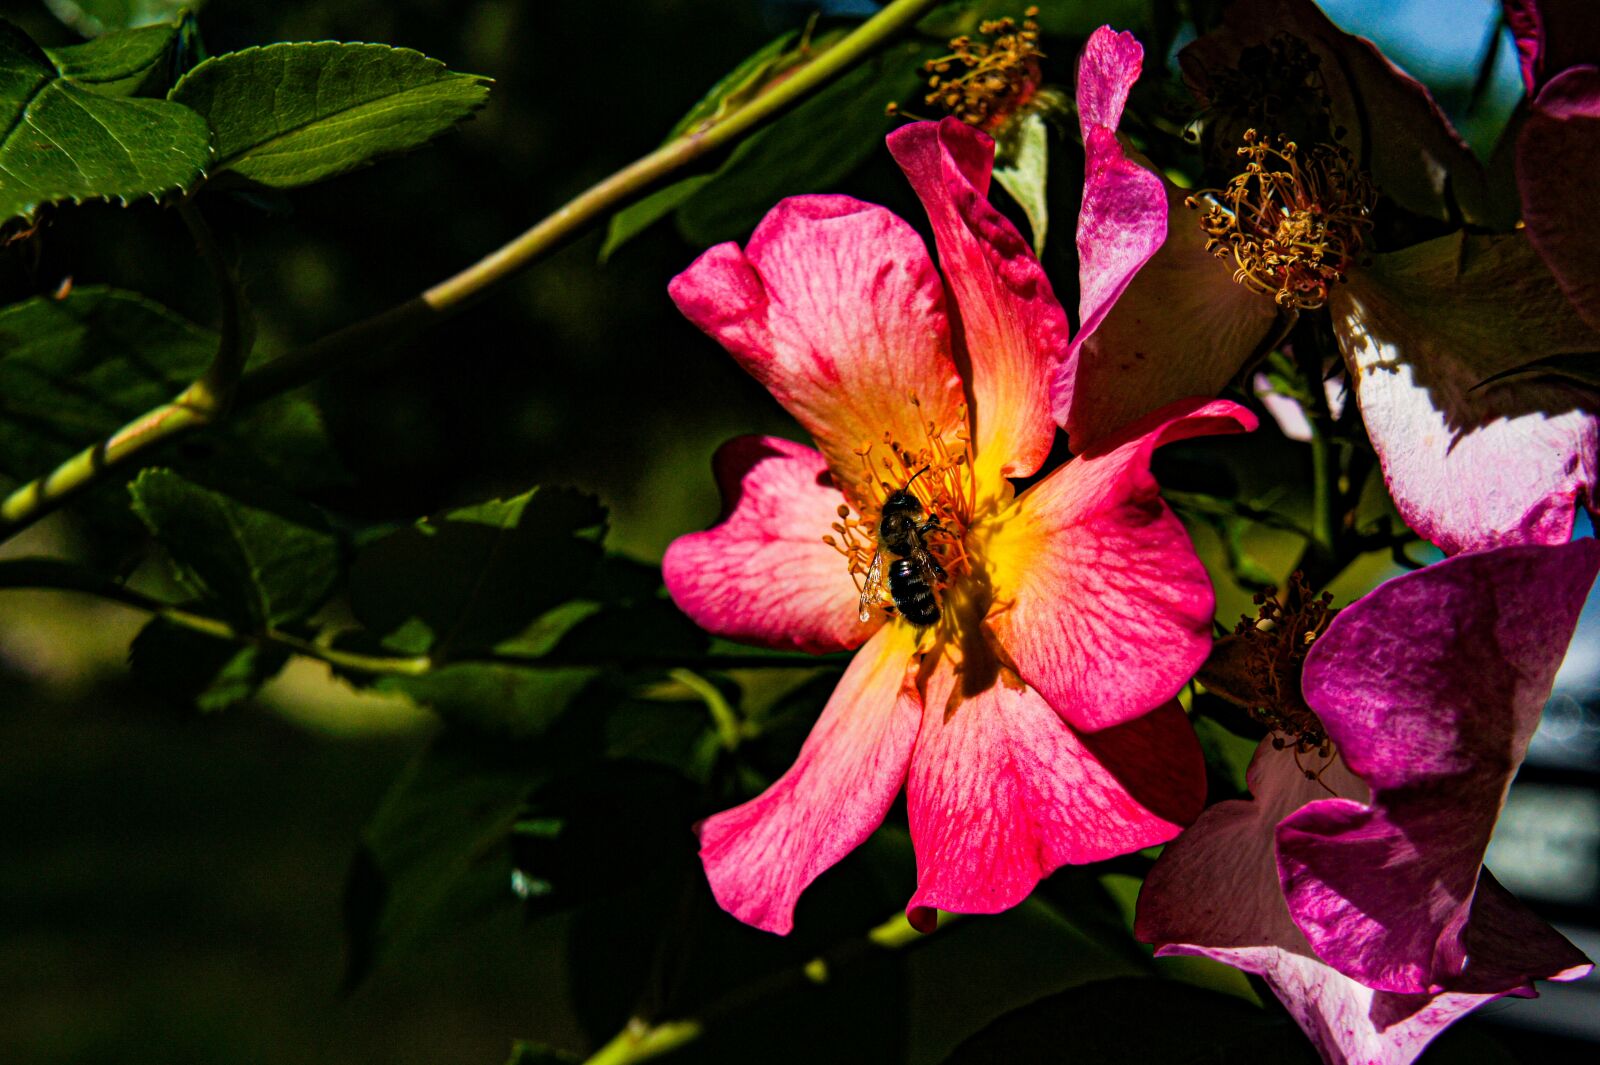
[889,558,941,627]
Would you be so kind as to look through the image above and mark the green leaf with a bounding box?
[43,0,197,37]
[0,18,211,225]
[600,31,933,257]
[168,41,491,189]
[943,977,1317,1064]
[128,468,341,629]
[128,617,288,711]
[992,109,1050,256]
[674,37,932,247]
[44,22,179,97]
[349,486,606,656]
[0,287,344,520]
[343,731,536,985]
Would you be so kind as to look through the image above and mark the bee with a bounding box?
[858,468,947,627]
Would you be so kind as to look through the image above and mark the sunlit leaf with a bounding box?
[44,21,179,97]
[992,109,1051,255]
[0,19,210,225]
[128,468,341,629]
[169,41,491,189]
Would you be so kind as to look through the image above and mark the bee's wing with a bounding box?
[913,546,945,588]
[858,547,886,622]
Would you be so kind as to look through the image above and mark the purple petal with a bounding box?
[1282,541,1600,993]
[1518,66,1600,333]
[1504,0,1600,94]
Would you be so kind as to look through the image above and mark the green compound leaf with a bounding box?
[0,287,345,523]
[128,468,341,630]
[349,487,607,657]
[169,41,491,189]
[43,0,197,37]
[44,21,180,97]
[0,19,211,226]
[128,617,289,712]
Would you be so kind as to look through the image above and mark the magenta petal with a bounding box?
[1281,541,1600,993]
[986,397,1256,733]
[663,435,874,653]
[887,118,1071,485]
[668,195,964,512]
[1519,66,1600,333]
[1057,27,1170,435]
[1137,743,1586,1065]
[907,663,1202,929]
[698,623,921,935]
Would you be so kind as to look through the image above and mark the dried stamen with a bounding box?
[920,7,1043,130]
[1186,129,1375,310]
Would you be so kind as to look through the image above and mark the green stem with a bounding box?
[0,558,842,676]
[178,201,247,415]
[0,0,942,540]
[667,667,743,749]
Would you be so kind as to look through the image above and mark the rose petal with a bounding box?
[1060,181,1279,452]
[663,435,874,653]
[1333,231,1600,554]
[1280,540,1600,992]
[984,398,1256,732]
[669,195,965,512]
[697,622,922,935]
[887,118,1070,488]
[1518,66,1600,333]
[1059,28,1170,432]
[906,659,1202,931]
[1179,0,1489,224]
[1139,743,1587,1065]
[1505,0,1600,95]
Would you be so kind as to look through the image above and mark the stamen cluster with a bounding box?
[1237,573,1337,765]
[821,395,976,612]
[918,7,1043,130]
[1186,129,1376,310]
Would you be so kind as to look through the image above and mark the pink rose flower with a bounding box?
[664,117,1254,934]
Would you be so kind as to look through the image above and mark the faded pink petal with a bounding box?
[887,118,1069,489]
[1504,0,1600,95]
[1139,742,1588,1065]
[1061,181,1279,451]
[1252,371,1348,443]
[698,622,922,935]
[1518,66,1600,333]
[1180,0,1488,224]
[1056,28,1170,438]
[984,398,1257,732]
[668,195,964,512]
[1333,231,1600,554]
[663,435,872,653]
[907,659,1202,931]
[1280,540,1600,993]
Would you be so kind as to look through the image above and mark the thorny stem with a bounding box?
[0,0,943,541]
[579,911,953,1065]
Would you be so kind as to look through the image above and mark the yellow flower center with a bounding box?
[822,397,980,631]
[1186,129,1376,311]
[919,7,1044,131]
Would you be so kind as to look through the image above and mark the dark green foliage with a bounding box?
[129,467,341,628]
[0,19,210,224]
[42,0,196,37]
[128,617,289,711]
[169,41,491,189]
[348,487,606,656]
[944,978,1318,1064]
[44,21,180,96]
